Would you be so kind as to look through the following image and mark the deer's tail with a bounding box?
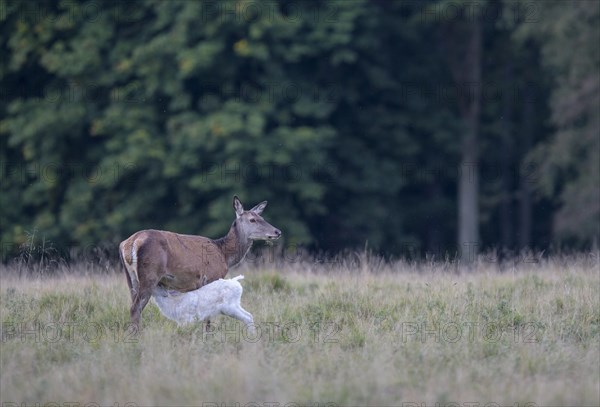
[120,240,140,301]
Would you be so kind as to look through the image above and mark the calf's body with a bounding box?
[152,275,254,328]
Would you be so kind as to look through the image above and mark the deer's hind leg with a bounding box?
[130,241,168,328]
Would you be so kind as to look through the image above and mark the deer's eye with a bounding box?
[249,218,256,223]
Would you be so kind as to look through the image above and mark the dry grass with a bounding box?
[1,254,599,406]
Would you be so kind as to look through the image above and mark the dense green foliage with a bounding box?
[1,0,598,259]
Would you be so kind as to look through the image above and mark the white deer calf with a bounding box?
[152,275,254,330]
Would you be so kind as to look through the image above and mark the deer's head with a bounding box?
[233,196,281,241]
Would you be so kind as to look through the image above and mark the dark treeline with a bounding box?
[1,0,598,262]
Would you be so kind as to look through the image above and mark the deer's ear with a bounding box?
[250,201,267,215]
[233,196,244,217]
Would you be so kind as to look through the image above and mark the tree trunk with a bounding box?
[458,121,479,264]
[500,56,514,252]
[427,182,443,256]
[440,10,483,264]
[518,82,534,249]
[455,18,483,264]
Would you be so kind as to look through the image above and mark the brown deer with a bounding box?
[119,196,281,327]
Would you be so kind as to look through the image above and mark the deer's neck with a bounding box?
[215,221,253,268]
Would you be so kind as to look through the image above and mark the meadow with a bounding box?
[1,254,599,406]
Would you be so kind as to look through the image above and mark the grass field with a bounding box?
[1,254,599,406]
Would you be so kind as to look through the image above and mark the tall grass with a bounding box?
[1,254,599,406]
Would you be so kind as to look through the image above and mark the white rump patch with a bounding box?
[123,241,140,295]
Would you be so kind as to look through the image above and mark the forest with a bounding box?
[1,0,598,261]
